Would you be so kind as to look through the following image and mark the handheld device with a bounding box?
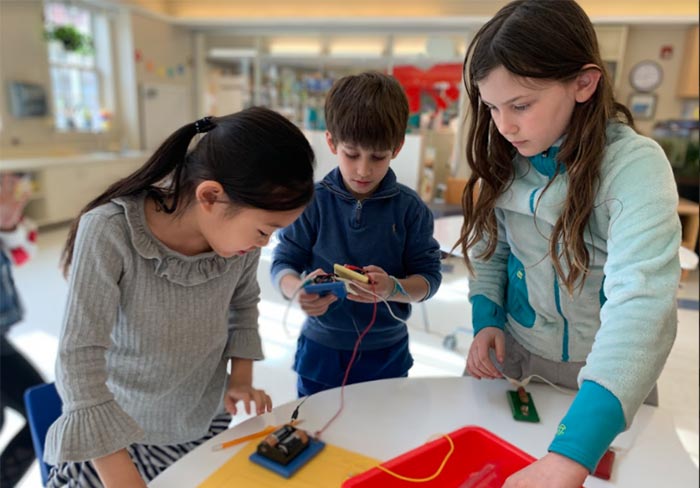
[303,273,347,298]
[333,263,370,284]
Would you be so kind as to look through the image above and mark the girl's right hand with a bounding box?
[466,327,505,379]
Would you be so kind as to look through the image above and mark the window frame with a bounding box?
[44,1,107,134]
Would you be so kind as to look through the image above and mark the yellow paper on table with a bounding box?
[198,440,378,488]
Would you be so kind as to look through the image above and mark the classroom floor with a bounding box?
[2,225,698,487]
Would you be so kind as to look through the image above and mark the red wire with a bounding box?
[314,283,378,438]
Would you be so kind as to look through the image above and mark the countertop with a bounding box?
[0,150,149,172]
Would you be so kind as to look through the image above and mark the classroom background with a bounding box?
[0,1,698,486]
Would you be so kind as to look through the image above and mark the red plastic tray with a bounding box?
[342,425,536,487]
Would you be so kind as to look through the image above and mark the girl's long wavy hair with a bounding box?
[459,0,635,294]
[61,106,315,275]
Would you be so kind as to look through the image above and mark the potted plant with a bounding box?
[44,25,93,54]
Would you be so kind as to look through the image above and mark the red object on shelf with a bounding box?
[342,426,536,487]
[392,63,462,113]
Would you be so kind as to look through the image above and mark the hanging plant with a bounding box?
[44,25,93,54]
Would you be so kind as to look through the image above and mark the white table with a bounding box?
[680,245,699,271]
[149,376,698,487]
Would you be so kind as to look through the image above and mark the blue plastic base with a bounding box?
[249,438,326,478]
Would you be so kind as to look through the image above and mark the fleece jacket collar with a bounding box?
[320,167,400,202]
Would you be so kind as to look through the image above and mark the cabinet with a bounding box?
[3,153,146,226]
[678,198,699,251]
[678,197,699,280]
[677,26,699,98]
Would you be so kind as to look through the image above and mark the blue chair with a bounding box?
[23,382,62,486]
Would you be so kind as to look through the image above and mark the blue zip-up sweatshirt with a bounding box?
[271,167,442,351]
[469,123,680,472]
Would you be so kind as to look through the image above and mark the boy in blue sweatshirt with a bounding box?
[271,72,442,397]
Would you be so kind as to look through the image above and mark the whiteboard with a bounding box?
[140,83,192,150]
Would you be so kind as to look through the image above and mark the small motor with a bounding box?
[256,424,310,465]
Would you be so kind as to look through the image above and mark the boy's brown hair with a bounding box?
[324,71,409,151]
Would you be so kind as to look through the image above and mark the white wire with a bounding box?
[281,278,408,339]
[502,372,576,396]
[281,283,306,338]
[343,280,407,324]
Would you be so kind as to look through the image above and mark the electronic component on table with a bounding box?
[507,386,540,423]
[250,425,325,478]
[303,273,347,298]
[256,424,310,465]
[517,386,529,416]
[333,263,370,284]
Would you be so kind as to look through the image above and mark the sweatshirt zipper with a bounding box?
[354,201,363,226]
[553,272,569,362]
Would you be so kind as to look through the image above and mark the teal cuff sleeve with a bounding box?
[548,380,626,472]
[470,295,506,335]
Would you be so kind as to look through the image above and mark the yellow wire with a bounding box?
[375,434,454,483]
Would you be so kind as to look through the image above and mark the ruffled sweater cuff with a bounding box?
[44,400,144,464]
[225,327,264,360]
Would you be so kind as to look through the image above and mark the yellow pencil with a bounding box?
[211,420,301,451]
[211,425,276,451]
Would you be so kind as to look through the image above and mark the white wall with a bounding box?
[619,26,689,135]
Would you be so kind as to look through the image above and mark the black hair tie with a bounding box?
[194,116,216,133]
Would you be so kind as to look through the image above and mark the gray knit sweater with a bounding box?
[44,193,264,464]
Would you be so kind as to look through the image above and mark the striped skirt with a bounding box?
[46,413,232,487]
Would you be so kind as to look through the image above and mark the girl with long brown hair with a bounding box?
[458,1,681,486]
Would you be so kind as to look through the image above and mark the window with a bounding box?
[44,2,104,132]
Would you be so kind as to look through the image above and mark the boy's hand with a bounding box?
[466,327,505,379]
[503,452,588,488]
[297,268,338,316]
[298,288,337,316]
[346,265,392,302]
[224,382,272,416]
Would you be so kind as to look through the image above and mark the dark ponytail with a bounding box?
[61,106,315,275]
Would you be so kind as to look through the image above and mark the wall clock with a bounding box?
[629,60,663,92]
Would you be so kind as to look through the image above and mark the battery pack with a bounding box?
[250,438,325,478]
[334,264,370,284]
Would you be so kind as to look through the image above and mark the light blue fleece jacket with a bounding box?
[469,123,680,471]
